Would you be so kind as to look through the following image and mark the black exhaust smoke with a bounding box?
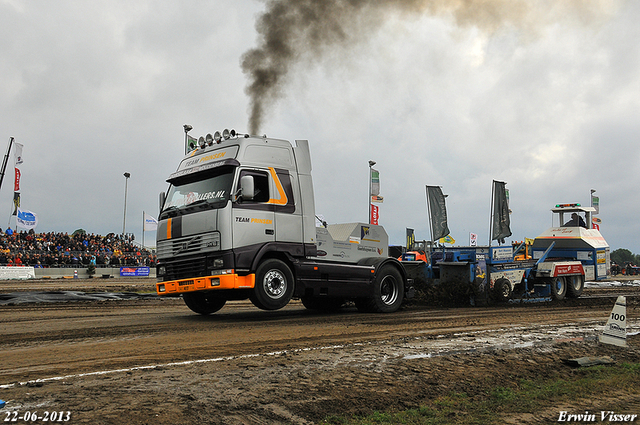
[241,0,606,134]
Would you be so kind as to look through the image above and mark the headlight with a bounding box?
[158,284,165,292]
[157,265,166,276]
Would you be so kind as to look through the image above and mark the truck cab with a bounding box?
[156,130,409,315]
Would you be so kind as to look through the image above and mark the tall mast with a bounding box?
[0,137,14,192]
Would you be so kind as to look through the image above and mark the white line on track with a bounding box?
[0,343,358,389]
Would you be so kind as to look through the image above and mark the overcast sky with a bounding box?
[0,0,638,253]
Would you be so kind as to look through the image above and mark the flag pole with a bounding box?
[142,211,145,250]
[0,137,14,193]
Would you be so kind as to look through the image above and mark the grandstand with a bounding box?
[0,229,156,268]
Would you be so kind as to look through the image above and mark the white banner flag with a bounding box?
[143,211,158,231]
[14,142,23,165]
[16,208,37,230]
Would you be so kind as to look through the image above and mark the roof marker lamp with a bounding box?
[206,133,214,146]
[214,131,222,143]
[198,136,206,149]
[223,129,230,140]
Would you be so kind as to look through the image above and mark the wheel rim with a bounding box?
[380,275,399,306]
[555,277,566,296]
[263,269,286,299]
[572,276,582,291]
[499,282,510,298]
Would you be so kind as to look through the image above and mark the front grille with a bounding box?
[164,256,207,281]
[157,232,220,258]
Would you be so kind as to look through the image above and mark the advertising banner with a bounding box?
[426,185,450,241]
[491,180,512,241]
[370,204,379,225]
[0,266,35,280]
[120,267,150,277]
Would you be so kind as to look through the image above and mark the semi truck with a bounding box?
[155,129,412,314]
[423,203,610,304]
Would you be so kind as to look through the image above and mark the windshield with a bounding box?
[162,166,234,216]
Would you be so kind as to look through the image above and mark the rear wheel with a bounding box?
[567,275,584,298]
[356,265,404,313]
[550,276,567,300]
[250,259,294,310]
[183,292,226,315]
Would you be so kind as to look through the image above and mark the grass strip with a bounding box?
[321,362,640,425]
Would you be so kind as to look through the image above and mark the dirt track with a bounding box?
[1,278,639,424]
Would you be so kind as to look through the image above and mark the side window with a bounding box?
[240,170,270,203]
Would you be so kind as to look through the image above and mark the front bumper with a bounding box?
[156,272,255,296]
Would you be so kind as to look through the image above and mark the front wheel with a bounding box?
[550,276,567,300]
[183,292,226,315]
[250,259,294,310]
[357,265,404,313]
[493,278,512,302]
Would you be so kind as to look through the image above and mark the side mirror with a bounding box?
[240,175,254,201]
[159,192,166,213]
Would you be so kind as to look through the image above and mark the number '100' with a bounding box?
[611,313,625,321]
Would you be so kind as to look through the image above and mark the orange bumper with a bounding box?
[157,273,255,295]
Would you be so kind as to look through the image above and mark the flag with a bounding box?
[592,195,599,215]
[439,234,455,244]
[371,195,384,203]
[469,232,477,247]
[186,135,198,154]
[13,142,23,215]
[14,168,20,191]
[12,192,20,216]
[16,208,37,230]
[14,142,23,165]
[143,212,158,231]
[370,204,379,225]
[491,180,512,241]
[426,185,450,241]
[406,228,415,250]
[370,168,380,196]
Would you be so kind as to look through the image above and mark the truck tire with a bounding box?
[250,259,294,310]
[550,276,567,300]
[356,265,404,313]
[301,297,345,312]
[567,275,584,298]
[183,292,226,315]
[494,278,512,302]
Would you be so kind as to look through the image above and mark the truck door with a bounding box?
[233,169,275,254]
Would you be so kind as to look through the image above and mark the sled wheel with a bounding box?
[183,292,226,315]
[250,259,294,310]
[550,276,567,300]
[567,275,584,298]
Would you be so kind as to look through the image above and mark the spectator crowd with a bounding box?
[0,228,156,268]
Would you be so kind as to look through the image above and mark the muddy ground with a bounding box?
[0,278,639,424]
